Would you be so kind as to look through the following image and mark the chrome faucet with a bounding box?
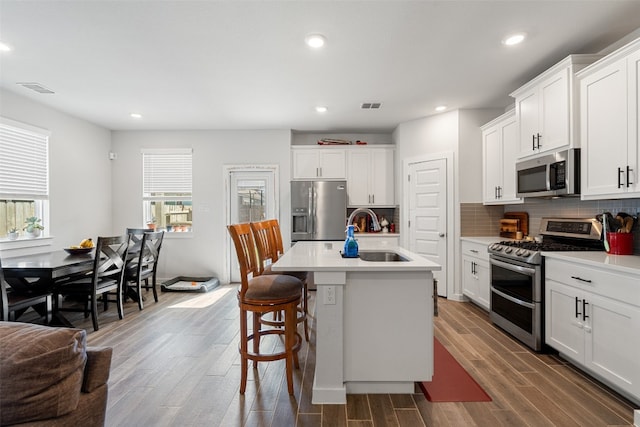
[347,208,381,232]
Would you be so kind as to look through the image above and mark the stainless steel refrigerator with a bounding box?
[291,180,347,241]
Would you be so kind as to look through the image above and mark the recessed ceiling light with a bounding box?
[130,113,142,119]
[435,105,447,112]
[315,106,328,113]
[305,34,326,49]
[0,41,12,52]
[502,33,526,46]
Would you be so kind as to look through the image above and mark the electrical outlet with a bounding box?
[324,286,336,305]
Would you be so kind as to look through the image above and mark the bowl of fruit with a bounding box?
[64,238,95,255]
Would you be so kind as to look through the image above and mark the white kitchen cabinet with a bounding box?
[346,146,394,206]
[545,257,640,402]
[578,38,640,200]
[511,55,601,160]
[461,240,490,310]
[291,146,346,180]
[481,110,522,204]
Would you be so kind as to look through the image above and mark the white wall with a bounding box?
[0,88,113,257]
[110,129,292,282]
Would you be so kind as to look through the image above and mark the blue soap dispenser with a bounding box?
[343,225,359,258]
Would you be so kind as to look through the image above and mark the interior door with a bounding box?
[408,158,447,296]
[228,170,276,283]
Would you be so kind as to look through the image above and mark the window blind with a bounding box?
[142,149,193,199]
[0,118,49,200]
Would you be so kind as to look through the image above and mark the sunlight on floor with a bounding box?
[167,286,233,309]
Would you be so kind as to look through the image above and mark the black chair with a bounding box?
[55,235,130,331]
[124,230,164,310]
[1,258,52,323]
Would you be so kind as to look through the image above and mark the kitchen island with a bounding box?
[272,241,441,404]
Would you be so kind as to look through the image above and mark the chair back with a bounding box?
[227,223,260,296]
[126,228,153,253]
[250,220,278,274]
[0,258,9,321]
[134,231,164,278]
[91,235,131,287]
[266,219,284,260]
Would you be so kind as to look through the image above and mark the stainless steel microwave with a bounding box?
[516,149,580,198]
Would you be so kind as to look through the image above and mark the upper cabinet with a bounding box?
[510,55,602,160]
[578,38,640,200]
[346,146,395,206]
[481,110,522,205]
[291,146,346,180]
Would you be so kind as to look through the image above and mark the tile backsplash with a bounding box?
[461,198,640,254]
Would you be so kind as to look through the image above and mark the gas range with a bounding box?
[488,217,604,265]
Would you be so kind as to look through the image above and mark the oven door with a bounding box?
[489,255,542,351]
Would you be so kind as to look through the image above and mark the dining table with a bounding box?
[2,250,95,327]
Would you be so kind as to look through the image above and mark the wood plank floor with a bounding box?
[57,285,638,426]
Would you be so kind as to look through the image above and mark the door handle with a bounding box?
[439,232,445,237]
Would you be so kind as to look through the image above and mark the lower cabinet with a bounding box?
[545,257,640,402]
[461,240,490,311]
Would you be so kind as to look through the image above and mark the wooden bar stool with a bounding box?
[250,219,309,341]
[227,223,302,395]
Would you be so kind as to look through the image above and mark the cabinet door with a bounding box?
[499,118,521,203]
[539,68,570,153]
[370,148,394,205]
[475,260,490,311]
[516,88,539,157]
[545,279,584,363]
[483,126,502,203]
[461,257,478,301]
[580,59,628,198]
[318,149,346,179]
[584,292,640,397]
[292,149,319,179]
[347,150,370,205]
[629,49,640,195]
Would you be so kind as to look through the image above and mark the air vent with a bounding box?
[17,82,55,94]
[361,102,381,109]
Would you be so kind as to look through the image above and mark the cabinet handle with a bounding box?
[532,134,536,151]
[470,249,479,253]
[575,296,581,319]
[582,300,589,321]
[536,133,542,149]
[618,167,624,188]
[627,166,633,187]
[372,194,375,204]
[571,276,592,283]
[498,186,502,198]
[319,167,322,177]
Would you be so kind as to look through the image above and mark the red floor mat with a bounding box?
[418,338,492,402]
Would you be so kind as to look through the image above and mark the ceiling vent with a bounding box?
[17,82,55,94]
[361,102,381,109]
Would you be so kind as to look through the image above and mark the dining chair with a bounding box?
[228,222,302,395]
[0,258,52,323]
[251,219,309,341]
[124,230,164,310]
[54,235,130,331]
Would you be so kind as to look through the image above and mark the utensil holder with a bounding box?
[607,232,634,255]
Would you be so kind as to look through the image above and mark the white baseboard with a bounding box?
[634,409,640,426]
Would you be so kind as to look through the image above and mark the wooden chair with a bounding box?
[251,219,309,341]
[1,258,52,323]
[55,235,130,331]
[124,230,164,310]
[227,222,302,395]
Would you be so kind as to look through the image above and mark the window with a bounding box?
[0,117,49,239]
[142,148,193,233]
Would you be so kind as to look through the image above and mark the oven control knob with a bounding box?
[504,247,513,254]
[489,243,501,251]
[521,250,531,257]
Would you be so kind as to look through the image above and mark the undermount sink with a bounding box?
[358,251,409,262]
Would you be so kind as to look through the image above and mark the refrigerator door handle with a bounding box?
[308,186,315,235]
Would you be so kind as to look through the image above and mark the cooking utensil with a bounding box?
[603,214,610,252]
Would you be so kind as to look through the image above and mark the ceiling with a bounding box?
[2,1,640,132]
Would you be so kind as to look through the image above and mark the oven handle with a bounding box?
[491,287,536,309]
[490,257,537,277]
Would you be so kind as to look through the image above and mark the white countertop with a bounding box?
[543,251,640,275]
[460,236,504,245]
[273,241,441,272]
